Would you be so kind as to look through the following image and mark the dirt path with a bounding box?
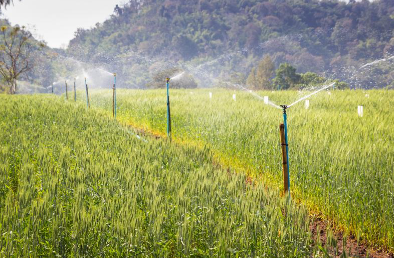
[311,215,393,258]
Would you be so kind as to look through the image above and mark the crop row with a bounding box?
[82,88,394,250]
[0,95,332,257]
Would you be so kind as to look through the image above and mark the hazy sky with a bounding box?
[2,0,126,48]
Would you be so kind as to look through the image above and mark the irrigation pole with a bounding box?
[280,105,290,195]
[166,77,172,140]
[74,78,77,102]
[279,124,289,193]
[52,83,54,94]
[85,78,90,108]
[113,73,117,118]
[65,81,68,100]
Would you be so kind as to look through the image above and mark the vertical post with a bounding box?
[358,106,364,117]
[85,78,90,108]
[305,99,310,109]
[112,82,115,117]
[279,124,289,193]
[264,96,269,104]
[74,78,77,102]
[52,83,54,94]
[113,73,117,118]
[65,81,68,100]
[166,77,171,140]
[280,105,290,195]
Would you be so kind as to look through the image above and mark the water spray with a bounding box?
[85,78,90,108]
[113,73,117,118]
[287,83,335,108]
[166,77,172,140]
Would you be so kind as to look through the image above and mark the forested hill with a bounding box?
[67,0,394,89]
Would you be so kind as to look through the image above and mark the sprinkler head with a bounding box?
[280,105,288,114]
[166,77,170,83]
[113,73,116,77]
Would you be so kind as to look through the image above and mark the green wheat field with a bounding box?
[1,89,393,256]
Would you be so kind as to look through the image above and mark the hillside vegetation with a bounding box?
[67,0,394,89]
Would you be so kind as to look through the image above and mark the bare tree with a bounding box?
[0,26,42,94]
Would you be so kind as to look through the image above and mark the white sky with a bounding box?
[2,0,126,48]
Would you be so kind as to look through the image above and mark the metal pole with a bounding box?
[85,78,90,108]
[112,83,115,117]
[52,83,54,94]
[280,105,290,195]
[65,81,68,100]
[166,77,171,140]
[279,124,289,193]
[114,73,117,118]
[74,78,77,102]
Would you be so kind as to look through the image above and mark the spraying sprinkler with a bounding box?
[166,77,172,140]
[278,83,335,197]
[279,105,290,196]
[113,73,117,118]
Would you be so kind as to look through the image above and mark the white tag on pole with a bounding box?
[358,106,364,117]
[264,96,269,104]
[233,94,236,101]
[305,99,310,109]
[209,92,212,99]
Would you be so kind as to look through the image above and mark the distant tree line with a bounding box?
[66,0,394,89]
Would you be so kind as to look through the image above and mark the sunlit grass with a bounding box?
[84,88,394,250]
[0,95,330,257]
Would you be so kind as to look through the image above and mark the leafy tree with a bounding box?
[246,67,256,89]
[256,55,275,90]
[114,4,123,16]
[0,26,44,94]
[333,79,349,90]
[300,72,326,85]
[247,56,275,90]
[273,63,301,90]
